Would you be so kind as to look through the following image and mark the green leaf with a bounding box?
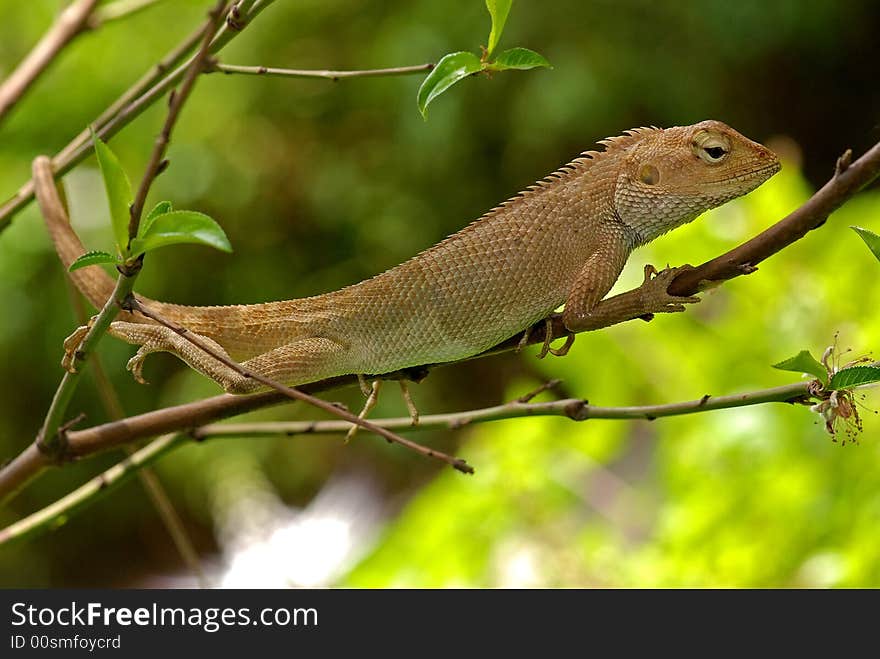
[485,0,512,57]
[829,366,880,390]
[141,201,173,237]
[417,51,483,118]
[772,350,828,385]
[68,250,118,272]
[488,47,552,71]
[851,226,880,263]
[92,131,133,255]
[129,210,232,255]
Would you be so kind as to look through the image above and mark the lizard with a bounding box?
[41,119,780,394]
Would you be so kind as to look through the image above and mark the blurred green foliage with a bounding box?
[0,0,878,587]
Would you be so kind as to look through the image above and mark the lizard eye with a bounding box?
[692,130,731,164]
[702,145,728,162]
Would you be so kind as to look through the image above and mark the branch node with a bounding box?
[835,149,853,177]
[452,459,474,475]
[36,413,85,464]
[116,254,143,278]
[226,2,247,31]
[118,292,138,312]
[563,399,589,421]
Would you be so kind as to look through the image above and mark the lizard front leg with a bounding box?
[561,232,632,333]
[564,264,700,333]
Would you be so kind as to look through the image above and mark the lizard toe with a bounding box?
[126,347,153,385]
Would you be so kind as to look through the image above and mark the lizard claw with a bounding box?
[61,325,91,373]
[548,334,575,357]
[126,346,153,385]
[639,264,701,314]
[537,317,576,359]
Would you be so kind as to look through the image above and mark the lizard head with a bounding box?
[613,119,781,244]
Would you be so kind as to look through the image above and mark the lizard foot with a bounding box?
[636,264,701,316]
[61,324,93,373]
[62,325,90,373]
[126,345,157,385]
[537,317,576,359]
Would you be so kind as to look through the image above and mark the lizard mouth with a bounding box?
[708,160,781,186]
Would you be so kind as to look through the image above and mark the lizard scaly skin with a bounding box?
[43,120,780,392]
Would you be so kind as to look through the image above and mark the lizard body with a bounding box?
[44,120,780,392]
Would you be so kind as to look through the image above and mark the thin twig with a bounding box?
[194,381,818,435]
[0,0,100,123]
[208,61,435,80]
[516,379,563,403]
[0,376,838,547]
[127,0,230,240]
[129,299,473,474]
[0,434,184,548]
[128,0,226,243]
[88,0,166,27]
[0,0,276,232]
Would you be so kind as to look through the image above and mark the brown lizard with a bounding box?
[42,120,780,394]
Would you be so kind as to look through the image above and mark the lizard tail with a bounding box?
[34,156,148,321]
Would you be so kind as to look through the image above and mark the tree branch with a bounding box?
[0,0,99,124]
[207,61,435,80]
[0,376,836,547]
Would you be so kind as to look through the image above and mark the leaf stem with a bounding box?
[208,61,434,80]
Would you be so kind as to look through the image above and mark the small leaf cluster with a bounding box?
[773,350,880,391]
[773,345,879,443]
[417,0,551,117]
[69,134,231,273]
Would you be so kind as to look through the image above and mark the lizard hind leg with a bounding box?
[346,379,381,442]
[109,321,349,394]
[345,378,421,441]
[109,320,257,392]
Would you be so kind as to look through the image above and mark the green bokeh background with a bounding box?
[0,0,878,587]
